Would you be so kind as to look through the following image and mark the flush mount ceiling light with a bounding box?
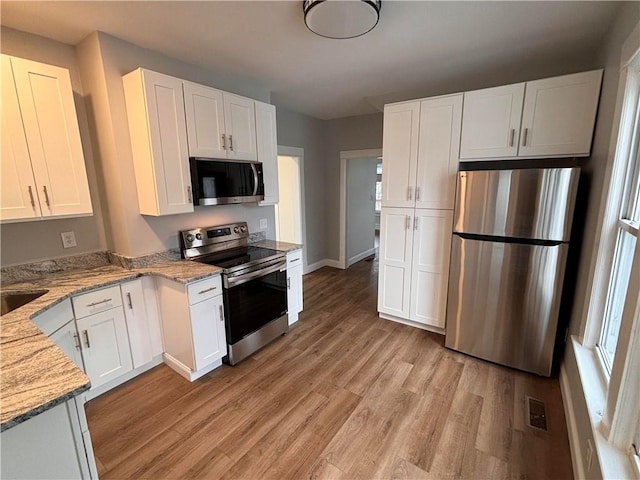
[303,0,382,39]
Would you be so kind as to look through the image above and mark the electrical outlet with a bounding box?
[259,218,268,230]
[586,439,594,472]
[61,231,77,249]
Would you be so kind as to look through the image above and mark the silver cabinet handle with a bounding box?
[219,305,224,321]
[83,330,90,348]
[222,133,227,150]
[127,292,132,309]
[187,186,192,204]
[229,134,234,151]
[42,185,50,207]
[27,186,35,207]
[522,127,528,146]
[289,258,300,263]
[416,187,420,201]
[414,216,419,230]
[509,128,515,147]
[407,186,413,200]
[287,278,291,289]
[73,332,81,351]
[87,298,112,307]
[406,215,410,230]
[198,286,217,294]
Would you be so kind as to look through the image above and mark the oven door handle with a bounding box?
[225,260,286,288]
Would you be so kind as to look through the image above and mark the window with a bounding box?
[375,163,383,212]
[597,79,640,373]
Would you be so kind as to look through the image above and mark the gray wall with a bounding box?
[347,158,378,263]
[569,2,640,336]
[324,114,384,261]
[77,32,277,257]
[275,106,328,266]
[0,27,107,266]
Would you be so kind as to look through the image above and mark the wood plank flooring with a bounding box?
[86,257,573,479]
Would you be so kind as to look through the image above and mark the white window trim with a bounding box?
[575,19,640,478]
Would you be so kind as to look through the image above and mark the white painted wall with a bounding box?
[276,155,302,244]
[346,158,378,265]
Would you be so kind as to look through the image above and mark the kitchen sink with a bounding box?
[0,290,48,316]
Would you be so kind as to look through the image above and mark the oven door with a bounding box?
[223,262,288,345]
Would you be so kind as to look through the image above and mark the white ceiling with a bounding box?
[0,1,621,120]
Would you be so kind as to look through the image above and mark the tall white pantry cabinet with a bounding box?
[378,94,462,332]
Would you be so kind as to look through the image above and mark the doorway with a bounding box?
[339,148,383,269]
[275,146,306,268]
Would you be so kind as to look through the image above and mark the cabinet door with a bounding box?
[256,101,279,205]
[409,210,453,328]
[183,81,227,158]
[223,93,257,161]
[50,320,85,371]
[519,70,602,157]
[382,102,420,208]
[10,56,93,217]
[460,83,525,159]
[76,307,133,389]
[121,279,154,369]
[190,295,226,370]
[124,69,193,216]
[287,263,303,325]
[415,94,462,210]
[1,56,42,222]
[377,207,414,318]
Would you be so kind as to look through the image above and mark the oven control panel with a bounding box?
[180,222,249,250]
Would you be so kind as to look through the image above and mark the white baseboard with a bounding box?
[560,364,585,480]
[304,258,343,274]
[378,312,445,335]
[163,353,222,382]
[347,247,376,267]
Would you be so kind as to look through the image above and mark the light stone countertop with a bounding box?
[0,260,222,431]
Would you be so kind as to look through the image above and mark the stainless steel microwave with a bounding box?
[189,157,265,206]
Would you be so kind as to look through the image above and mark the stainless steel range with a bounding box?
[180,222,288,365]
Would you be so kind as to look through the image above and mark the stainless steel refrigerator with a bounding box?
[445,166,580,376]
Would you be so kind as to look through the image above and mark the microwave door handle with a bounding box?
[250,163,259,196]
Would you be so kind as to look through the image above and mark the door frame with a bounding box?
[339,148,383,269]
[277,145,308,272]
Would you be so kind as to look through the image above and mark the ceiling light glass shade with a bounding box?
[303,0,382,39]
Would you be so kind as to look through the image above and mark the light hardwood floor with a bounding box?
[86,257,573,479]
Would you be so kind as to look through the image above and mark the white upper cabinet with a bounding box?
[1,55,92,222]
[415,95,462,210]
[123,68,193,216]
[382,102,420,208]
[460,69,603,160]
[184,82,257,162]
[256,101,279,205]
[519,70,602,157]
[223,93,257,161]
[383,95,462,210]
[183,82,226,159]
[460,83,525,159]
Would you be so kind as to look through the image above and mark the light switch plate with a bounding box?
[61,231,77,248]
[259,218,268,230]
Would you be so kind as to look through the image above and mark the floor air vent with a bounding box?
[526,396,548,431]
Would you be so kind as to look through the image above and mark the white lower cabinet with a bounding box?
[378,207,453,330]
[75,306,133,390]
[1,401,95,479]
[121,277,163,368]
[156,275,227,381]
[286,250,304,325]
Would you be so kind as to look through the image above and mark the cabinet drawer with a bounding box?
[286,250,302,268]
[187,275,222,305]
[33,298,74,336]
[72,285,123,319]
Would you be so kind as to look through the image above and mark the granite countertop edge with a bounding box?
[1,260,223,431]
